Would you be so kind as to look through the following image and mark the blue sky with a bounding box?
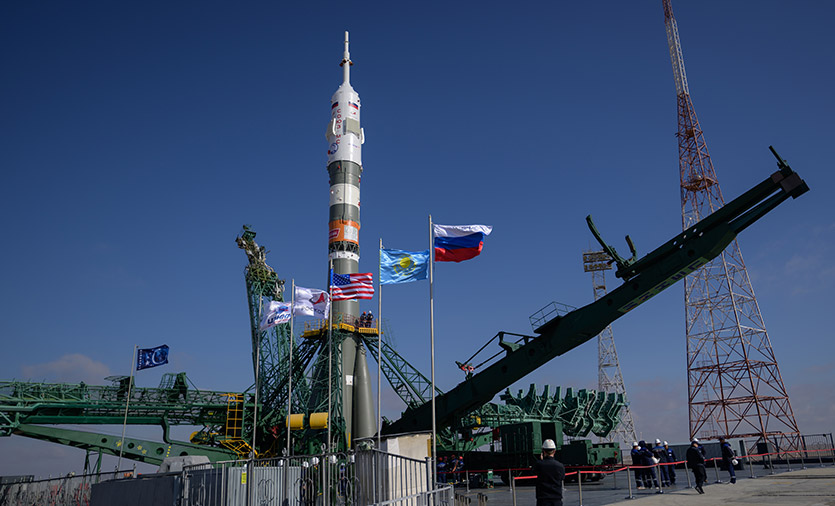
[2,1,834,477]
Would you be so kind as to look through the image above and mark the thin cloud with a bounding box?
[20,354,111,384]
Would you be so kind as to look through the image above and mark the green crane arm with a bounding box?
[14,424,236,466]
[384,152,808,435]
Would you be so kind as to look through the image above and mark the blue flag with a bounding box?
[136,345,169,371]
[380,249,429,285]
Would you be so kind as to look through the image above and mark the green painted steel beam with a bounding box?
[363,334,443,409]
[14,424,237,466]
[385,160,808,435]
[0,378,236,430]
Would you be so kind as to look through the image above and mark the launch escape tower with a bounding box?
[662,0,801,449]
[583,251,637,447]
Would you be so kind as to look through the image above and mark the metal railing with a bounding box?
[0,470,127,506]
[179,449,440,506]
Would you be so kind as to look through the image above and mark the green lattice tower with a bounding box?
[237,226,292,451]
[299,329,347,453]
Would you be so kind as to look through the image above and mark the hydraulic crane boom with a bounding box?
[385,151,808,435]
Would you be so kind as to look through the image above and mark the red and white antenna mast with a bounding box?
[662,0,801,451]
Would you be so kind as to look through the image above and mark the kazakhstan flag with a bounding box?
[380,248,429,285]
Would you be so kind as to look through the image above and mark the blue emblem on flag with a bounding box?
[137,345,170,371]
[380,249,429,285]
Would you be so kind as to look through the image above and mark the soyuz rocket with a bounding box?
[325,32,375,444]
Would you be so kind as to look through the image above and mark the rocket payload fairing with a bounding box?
[325,32,375,444]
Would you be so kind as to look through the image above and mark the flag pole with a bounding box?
[252,296,263,459]
[117,345,137,472]
[327,260,333,452]
[287,279,295,458]
[428,215,437,486]
[377,238,383,451]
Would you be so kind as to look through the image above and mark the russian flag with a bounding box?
[433,224,493,262]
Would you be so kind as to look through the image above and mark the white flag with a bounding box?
[259,301,293,330]
[294,286,330,318]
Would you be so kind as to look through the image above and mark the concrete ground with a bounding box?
[605,467,835,506]
[456,465,835,506]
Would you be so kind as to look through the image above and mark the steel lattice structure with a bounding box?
[583,251,637,447]
[662,0,801,449]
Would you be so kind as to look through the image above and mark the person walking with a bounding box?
[686,438,707,494]
[719,437,737,484]
[663,441,677,485]
[533,439,566,506]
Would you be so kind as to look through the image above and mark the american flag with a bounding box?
[330,272,375,300]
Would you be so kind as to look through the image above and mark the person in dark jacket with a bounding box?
[533,439,566,506]
[686,438,707,494]
[638,440,660,489]
[630,442,645,489]
[719,437,737,484]
[652,439,670,486]
[663,441,677,485]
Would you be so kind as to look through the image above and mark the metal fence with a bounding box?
[0,470,125,506]
[180,449,439,506]
[0,449,440,506]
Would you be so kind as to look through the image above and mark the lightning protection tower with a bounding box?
[583,250,637,447]
[662,0,800,450]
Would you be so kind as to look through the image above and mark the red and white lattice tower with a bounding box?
[583,251,637,447]
[662,0,801,450]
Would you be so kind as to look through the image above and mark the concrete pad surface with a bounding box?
[605,467,835,506]
[456,467,835,506]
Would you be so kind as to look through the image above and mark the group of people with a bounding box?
[437,455,465,484]
[686,436,738,494]
[630,439,677,490]
[356,311,374,328]
[531,436,739,505]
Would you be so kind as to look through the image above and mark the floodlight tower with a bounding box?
[662,0,800,450]
[583,251,637,447]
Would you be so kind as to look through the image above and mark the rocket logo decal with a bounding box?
[310,292,328,306]
[328,143,338,155]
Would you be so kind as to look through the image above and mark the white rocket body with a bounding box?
[327,84,364,167]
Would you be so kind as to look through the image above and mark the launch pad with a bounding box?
[0,29,811,497]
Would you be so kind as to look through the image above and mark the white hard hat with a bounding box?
[632,441,639,447]
[542,439,556,450]
[732,459,739,466]
[663,441,668,446]
[691,438,699,443]
[655,439,662,444]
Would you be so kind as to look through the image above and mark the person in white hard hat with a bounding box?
[637,440,660,490]
[630,442,645,489]
[652,439,670,487]
[532,439,565,506]
[663,441,677,485]
[686,439,707,494]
